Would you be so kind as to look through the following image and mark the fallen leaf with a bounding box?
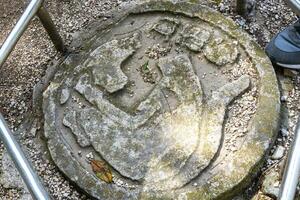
[90,160,113,183]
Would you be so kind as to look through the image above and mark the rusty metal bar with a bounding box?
[37,7,66,53]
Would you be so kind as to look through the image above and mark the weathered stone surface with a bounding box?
[63,110,91,147]
[271,145,285,160]
[85,33,141,93]
[41,1,280,199]
[153,18,179,37]
[60,88,70,105]
[176,24,211,51]
[203,36,239,66]
[261,170,280,198]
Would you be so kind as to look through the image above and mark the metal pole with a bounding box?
[37,7,66,53]
[279,116,300,200]
[278,1,300,199]
[0,114,51,200]
[0,0,44,67]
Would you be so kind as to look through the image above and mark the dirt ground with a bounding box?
[0,0,299,199]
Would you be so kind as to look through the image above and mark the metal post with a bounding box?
[278,1,300,198]
[37,7,66,53]
[0,0,44,67]
[279,116,300,200]
[0,114,51,200]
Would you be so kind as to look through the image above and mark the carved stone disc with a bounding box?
[42,1,280,199]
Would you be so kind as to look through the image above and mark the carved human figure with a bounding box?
[63,35,250,190]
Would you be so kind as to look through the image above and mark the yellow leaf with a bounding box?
[90,160,113,183]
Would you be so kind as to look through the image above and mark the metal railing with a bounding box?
[278,1,300,199]
[0,0,300,200]
[279,117,300,200]
[0,0,66,199]
[0,0,65,67]
[0,115,50,200]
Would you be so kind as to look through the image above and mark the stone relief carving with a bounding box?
[42,4,279,199]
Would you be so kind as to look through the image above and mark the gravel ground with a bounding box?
[0,0,299,199]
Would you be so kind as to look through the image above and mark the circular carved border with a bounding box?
[42,1,280,199]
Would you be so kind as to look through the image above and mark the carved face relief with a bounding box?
[42,2,279,200]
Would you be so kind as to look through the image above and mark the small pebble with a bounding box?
[271,146,285,160]
[280,128,289,137]
[280,95,288,102]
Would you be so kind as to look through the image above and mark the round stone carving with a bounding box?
[42,1,280,199]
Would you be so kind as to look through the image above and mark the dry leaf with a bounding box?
[90,160,113,183]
